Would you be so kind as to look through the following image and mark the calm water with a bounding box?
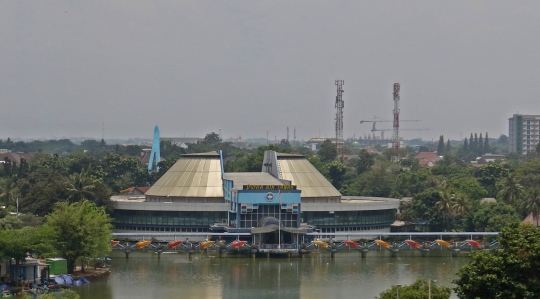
[74,250,470,299]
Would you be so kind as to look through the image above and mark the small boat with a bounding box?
[200,241,215,249]
[344,240,359,248]
[466,240,483,249]
[375,240,391,249]
[231,241,247,249]
[405,240,421,249]
[435,240,452,249]
[136,240,151,249]
[111,241,120,247]
[167,240,183,248]
[313,240,329,248]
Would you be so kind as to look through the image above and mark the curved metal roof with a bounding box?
[277,156,341,198]
[145,152,223,198]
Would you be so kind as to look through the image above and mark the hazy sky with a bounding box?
[1,1,539,142]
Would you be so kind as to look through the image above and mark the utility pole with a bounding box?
[392,83,400,160]
[335,80,344,158]
[293,127,296,143]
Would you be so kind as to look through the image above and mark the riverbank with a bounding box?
[72,268,111,281]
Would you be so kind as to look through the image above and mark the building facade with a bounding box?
[111,151,399,241]
[509,114,540,155]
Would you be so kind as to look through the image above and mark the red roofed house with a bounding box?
[415,152,441,167]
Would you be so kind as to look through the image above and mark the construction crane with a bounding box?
[374,128,430,140]
[360,117,421,140]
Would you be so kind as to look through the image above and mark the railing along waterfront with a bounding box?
[112,232,499,238]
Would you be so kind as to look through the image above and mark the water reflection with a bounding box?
[75,250,469,299]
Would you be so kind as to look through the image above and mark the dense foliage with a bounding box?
[454,223,540,298]
[46,200,113,274]
[375,279,451,299]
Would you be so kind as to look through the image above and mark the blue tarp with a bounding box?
[62,275,73,285]
[0,284,9,291]
[73,277,90,285]
[54,276,65,285]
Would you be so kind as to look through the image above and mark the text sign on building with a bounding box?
[244,185,297,190]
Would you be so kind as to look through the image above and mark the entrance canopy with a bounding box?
[251,217,307,234]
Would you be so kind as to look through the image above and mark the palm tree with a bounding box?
[452,193,471,215]
[66,169,96,202]
[497,174,524,206]
[524,188,540,226]
[436,189,455,218]
[0,179,18,206]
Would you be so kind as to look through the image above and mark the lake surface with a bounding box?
[74,249,470,299]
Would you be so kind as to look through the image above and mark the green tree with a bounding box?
[0,179,18,206]
[448,176,487,201]
[0,226,56,284]
[46,200,112,274]
[445,139,451,154]
[279,139,291,149]
[18,168,71,216]
[472,202,520,232]
[452,193,471,215]
[484,132,490,153]
[437,135,445,156]
[435,189,455,229]
[454,223,540,299]
[354,149,375,175]
[26,289,80,299]
[345,168,396,198]
[475,163,509,198]
[406,187,446,231]
[318,139,337,163]
[478,133,484,155]
[523,188,540,226]
[376,279,451,299]
[203,132,222,144]
[514,158,540,189]
[325,160,347,189]
[66,169,96,202]
[496,174,524,206]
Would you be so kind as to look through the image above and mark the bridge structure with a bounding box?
[111,231,500,258]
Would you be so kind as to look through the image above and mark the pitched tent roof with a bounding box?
[145,152,223,198]
[275,153,341,198]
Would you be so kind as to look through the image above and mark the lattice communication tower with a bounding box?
[335,80,345,157]
[392,83,400,153]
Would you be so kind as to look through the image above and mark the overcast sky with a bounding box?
[1,1,539,142]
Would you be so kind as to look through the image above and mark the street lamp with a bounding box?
[396,284,402,299]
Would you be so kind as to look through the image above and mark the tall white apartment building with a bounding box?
[509,114,540,155]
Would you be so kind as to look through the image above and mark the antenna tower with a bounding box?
[293,127,296,142]
[392,83,400,156]
[287,126,290,142]
[335,80,344,157]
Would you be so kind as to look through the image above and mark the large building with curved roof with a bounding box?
[112,150,399,241]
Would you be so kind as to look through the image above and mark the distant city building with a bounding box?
[160,137,203,145]
[478,153,506,163]
[304,137,344,151]
[509,114,540,155]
